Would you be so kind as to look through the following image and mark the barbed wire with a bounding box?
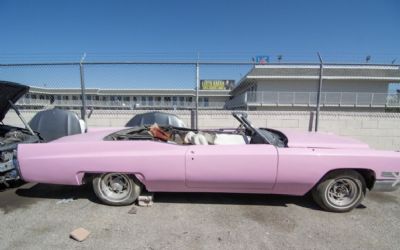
[0,52,399,64]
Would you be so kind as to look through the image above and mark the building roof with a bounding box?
[28,86,231,97]
[231,64,400,95]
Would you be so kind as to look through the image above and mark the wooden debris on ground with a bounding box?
[70,227,91,242]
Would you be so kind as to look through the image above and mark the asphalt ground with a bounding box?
[0,183,399,250]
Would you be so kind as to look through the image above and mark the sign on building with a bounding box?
[253,56,269,64]
[200,80,235,90]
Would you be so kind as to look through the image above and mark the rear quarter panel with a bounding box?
[17,141,187,191]
[275,147,400,195]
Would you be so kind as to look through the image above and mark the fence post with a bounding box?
[277,91,280,105]
[308,111,315,132]
[195,61,200,129]
[292,92,295,106]
[355,93,358,107]
[79,53,87,128]
[315,52,324,132]
[370,93,374,107]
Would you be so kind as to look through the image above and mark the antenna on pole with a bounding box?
[317,52,323,64]
[80,52,86,64]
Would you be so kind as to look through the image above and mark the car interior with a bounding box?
[104,112,288,147]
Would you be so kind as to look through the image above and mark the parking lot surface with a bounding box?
[0,183,399,250]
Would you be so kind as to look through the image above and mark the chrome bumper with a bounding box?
[371,179,400,192]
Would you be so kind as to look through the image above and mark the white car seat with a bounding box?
[184,131,208,145]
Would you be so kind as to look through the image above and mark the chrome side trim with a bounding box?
[381,171,400,178]
[371,179,400,192]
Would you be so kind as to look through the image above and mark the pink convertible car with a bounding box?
[1,83,399,212]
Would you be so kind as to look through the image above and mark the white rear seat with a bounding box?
[213,134,247,145]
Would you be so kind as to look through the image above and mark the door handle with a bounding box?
[189,150,195,160]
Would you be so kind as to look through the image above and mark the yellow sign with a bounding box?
[200,80,234,90]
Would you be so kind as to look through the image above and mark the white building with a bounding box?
[17,87,231,110]
[226,64,400,111]
[15,64,400,111]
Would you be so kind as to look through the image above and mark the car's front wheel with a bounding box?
[92,173,141,206]
[312,170,366,212]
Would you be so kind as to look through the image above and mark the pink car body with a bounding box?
[17,127,400,196]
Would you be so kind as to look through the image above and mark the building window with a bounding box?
[179,96,185,106]
[199,97,209,107]
[141,96,147,105]
[148,96,154,106]
[204,97,209,107]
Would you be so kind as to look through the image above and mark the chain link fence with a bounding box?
[1,59,399,129]
[0,61,255,128]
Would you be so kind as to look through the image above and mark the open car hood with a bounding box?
[0,81,29,122]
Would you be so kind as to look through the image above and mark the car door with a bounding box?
[185,144,278,190]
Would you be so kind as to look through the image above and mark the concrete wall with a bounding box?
[3,110,193,129]
[4,109,400,151]
[195,110,400,150]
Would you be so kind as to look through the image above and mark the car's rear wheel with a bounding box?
[312,170,366,212]
[92,173,141,206]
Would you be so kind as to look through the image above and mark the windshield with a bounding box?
[257,129,286,147]
[232,112,287,147]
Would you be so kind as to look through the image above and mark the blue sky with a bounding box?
[0,0,399,89]
[1,0,399,62]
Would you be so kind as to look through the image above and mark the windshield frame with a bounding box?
[232,112,277,145]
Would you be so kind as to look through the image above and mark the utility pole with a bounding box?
[315,52,323,132]
[195,55,200,130]
[79,53,87,128]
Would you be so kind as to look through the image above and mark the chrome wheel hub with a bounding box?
[326,178,359,208]
[99,173,132,201]
[107,176,127,193]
